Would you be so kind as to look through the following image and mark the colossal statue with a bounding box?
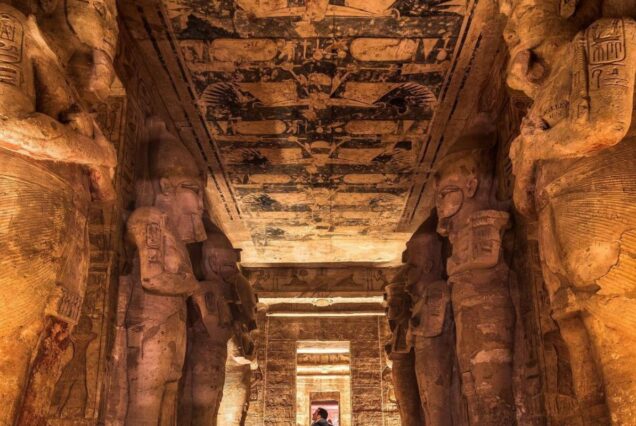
[502,0,636,421]
[384,281,424,426]
[404,231,454,426]
[181,232,258,425]
[434,132,516,425]
[124,121,205,425]
[0,0,116,423]
[18,0,119,422]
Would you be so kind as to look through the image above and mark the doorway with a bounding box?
[296,341,352,426]
[310,394,340,426]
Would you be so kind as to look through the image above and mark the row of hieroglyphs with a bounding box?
[181,38,453,70]
[167,0,467,26]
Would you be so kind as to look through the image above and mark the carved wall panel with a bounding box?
[244,265,402,297]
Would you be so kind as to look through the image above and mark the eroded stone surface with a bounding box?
[502,0,636,423]
[405,230,457,426]
[0,0,117,423]
[124,121,204,425]
[384,280,424,426]
[180,231,258,425]
[434,130,516,425]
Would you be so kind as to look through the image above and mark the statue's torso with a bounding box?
[0,5,36,116]
[0,3,91,193]
[408,279,450,339]
[447,210,509,276]
[190,277,234,344]
[530,31,636,285]
[127,210,192,325]
[0,7,91,334]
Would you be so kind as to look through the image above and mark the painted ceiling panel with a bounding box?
[158,0,480,263]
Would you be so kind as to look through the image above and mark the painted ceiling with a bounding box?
[123,0,501,264]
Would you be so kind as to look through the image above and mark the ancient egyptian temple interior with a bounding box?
[3,0,636,425]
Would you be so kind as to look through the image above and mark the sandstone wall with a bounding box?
[245,316,400,426]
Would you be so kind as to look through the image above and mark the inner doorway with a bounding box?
[296,341,352,426]
[310,395,340,426]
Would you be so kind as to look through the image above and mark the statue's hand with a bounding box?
[93,124,117,167]
[88,125,117,201]
[181,272,200,296]
[89,166,116,201]
[64,111,94,137]
[509,133,537,217]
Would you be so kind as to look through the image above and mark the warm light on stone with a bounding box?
[2,0,636,424]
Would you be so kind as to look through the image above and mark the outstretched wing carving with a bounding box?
[200,82,260,111]
[374,83,437,114]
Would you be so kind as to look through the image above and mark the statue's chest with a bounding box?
[162,231,193,275]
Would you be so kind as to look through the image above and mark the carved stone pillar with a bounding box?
[404,231,455,426]
[434,132,516,425]
[216,336,254,425]
[384,282,424,426]
[124,122,205,426]
[180,232,259,425]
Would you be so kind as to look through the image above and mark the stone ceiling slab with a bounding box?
[120,0,504,264]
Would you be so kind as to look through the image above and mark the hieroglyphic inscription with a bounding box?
[0,13,23,87]
[587,19,629,90]
[157,0,475,261]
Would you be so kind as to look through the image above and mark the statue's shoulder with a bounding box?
[127,207,167,238]
[0,4,28,22]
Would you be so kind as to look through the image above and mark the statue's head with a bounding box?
[434,130,495,237]
[201,232,240,281]
[384,283,410,323]
[149,123,206,244]
[69,0,119,94]
[403,231,443,288]
[501,0,598,97]
[65,0,118,56]
[37,0,118,100]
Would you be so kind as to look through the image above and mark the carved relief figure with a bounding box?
[181,232,258,425]
[125,121,205,425]
[48,316,98,418]
[0,0,117,423]
[404,230,454,426]
[434,132,516,425]
[503,1,636,422]
[384,280,424,426]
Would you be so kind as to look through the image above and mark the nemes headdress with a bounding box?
[502,0,598,52]
[148,123,201,182]
[203,232,235,252]
[434,123,496,179]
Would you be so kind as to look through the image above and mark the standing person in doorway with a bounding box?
[312,407,329,426]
